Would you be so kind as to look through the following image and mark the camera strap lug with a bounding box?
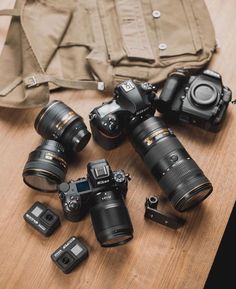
[144,196,185,229]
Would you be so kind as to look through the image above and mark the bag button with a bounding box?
[152,10,161,18]
[159,43,168,50]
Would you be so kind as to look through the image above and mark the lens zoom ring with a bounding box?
[157,159,203,196]
[143,138,184,171]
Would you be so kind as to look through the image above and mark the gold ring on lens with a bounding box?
[35,101,59,131]
[144,128,172,146]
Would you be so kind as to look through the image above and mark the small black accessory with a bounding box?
[155,69,232,132]
[23,201,61,236]
[51,236,89,274]
[89,80,213,212]
[35,100,91,153]
[22,140,67,192]
[58,159,133,247]
[145,196,185,229]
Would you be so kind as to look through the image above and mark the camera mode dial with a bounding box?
[113,171,126,183]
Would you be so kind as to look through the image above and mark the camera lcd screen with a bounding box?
[97,101,120,118]
[76,181,90,192]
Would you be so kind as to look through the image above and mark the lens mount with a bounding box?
[190,83,218,106]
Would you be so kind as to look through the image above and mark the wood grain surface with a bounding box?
[0,1,235,289]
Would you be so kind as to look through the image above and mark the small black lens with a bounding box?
[23,140,67,192]
[34,100,91,152]
[90,191,133,247]
[129,116,213,212]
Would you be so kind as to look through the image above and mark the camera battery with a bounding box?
[23,201,61,236]
[51,236,89,274]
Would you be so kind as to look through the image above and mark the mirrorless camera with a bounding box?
[155,69,232,131]
[58,159,133,247]
[89,80,213,212]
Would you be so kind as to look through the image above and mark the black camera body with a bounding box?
[89,80,213,212]
[59,159,129,221]
[156,70,232,131]
[90,80,156,149]
[59,159,133,247]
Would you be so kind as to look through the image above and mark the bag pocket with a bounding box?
[98,0,155,63]
[48,3,95,81]
[150,0,203,63]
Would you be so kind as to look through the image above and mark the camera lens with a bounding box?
[129,116,213,212]
[90,190,133,247]
[23,140,67,192]
[35,100,91,152]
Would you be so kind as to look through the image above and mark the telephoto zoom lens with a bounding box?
[34,100,91,153]
[23,140,67,192]
[129,116,213,212]
[90,190,133,247]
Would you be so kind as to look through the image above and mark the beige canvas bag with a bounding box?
[0,0,216,108]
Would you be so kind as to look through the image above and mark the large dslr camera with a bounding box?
[155,69,232,131]
[90,80,213,212]
[58,159,133,247]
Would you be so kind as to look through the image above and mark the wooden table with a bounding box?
[0,1,235,288]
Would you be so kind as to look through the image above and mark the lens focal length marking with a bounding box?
[45,152,67,168]
[143,128,174,147]
[56,111,77,131]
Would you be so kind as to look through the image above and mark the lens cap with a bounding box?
[190,83,218,106]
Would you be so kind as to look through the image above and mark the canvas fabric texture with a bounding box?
[0,0,216,108]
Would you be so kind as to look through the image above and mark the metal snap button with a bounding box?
[159,43,167,50]
[152,10,161,18]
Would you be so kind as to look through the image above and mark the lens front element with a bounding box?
[23,140,67,192]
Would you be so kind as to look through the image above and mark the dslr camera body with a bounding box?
[59,159,133,247]
[89,80,213,212]
[90,80,156,149]
[156,69,232,131]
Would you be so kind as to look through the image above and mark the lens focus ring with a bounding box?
[34,100,91,152]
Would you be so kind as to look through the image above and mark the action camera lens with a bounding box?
[34,100,91,153]
[23,140,68,192]
[62,257,70,264]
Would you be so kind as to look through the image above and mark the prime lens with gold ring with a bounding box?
[34,100,91,153]
[23,140,68,192]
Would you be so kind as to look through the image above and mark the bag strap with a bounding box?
[0,77,22,96]
[24,74,105,91]
[0,9,21,17]
[0,8,105,97]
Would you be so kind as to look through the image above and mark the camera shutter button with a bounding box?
[108,116,117,131]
